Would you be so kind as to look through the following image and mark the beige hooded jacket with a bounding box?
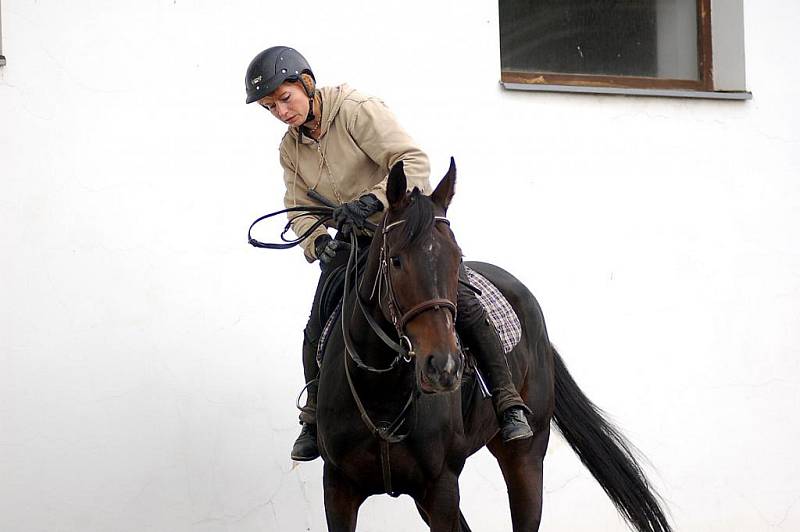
[279,84,431,262]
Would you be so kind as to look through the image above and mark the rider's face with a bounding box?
[257,81,309,127]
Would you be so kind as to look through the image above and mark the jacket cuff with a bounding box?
[366,183,389,211]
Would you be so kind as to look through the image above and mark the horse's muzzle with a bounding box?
[418,351,463,394]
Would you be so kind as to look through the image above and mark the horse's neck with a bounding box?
[344,249,415,396]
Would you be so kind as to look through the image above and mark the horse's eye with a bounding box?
[390,256,401,268]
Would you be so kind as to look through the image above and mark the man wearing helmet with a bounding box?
[246,46,533,462]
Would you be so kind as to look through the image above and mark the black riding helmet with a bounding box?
[245,46,316,115]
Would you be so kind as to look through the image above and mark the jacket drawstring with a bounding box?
[292,133,300,208]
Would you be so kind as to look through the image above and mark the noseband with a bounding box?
[375,217,457,359]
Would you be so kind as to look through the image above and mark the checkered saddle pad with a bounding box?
[316,266,522,365]
[464,266,522,354]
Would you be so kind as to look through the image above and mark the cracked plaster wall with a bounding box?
[1,1,798,531]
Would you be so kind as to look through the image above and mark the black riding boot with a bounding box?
[460,316,534,442]
[291,334,321,461]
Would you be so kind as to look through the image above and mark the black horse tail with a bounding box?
[552,347,673,532]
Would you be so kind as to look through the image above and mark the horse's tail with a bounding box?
[551,347,673,532]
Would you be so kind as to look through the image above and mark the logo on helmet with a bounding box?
[251,76,262,86]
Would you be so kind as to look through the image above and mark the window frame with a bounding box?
[499,0,750,100]
[0,0,5,67]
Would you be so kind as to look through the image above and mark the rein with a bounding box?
[340,230,408,372]
[247,205,333,250]
[339,214,456,496]
[247,200,456,496]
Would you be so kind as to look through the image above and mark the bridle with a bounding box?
[342,215,457,373]
[338,212,458,497]
[375,216,456,359]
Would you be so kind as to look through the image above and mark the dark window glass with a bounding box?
[500,0,699,80]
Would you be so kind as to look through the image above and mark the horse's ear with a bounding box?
[431,157,456,213]
[386,161,409,210]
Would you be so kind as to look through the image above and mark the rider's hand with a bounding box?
[332,194,383,234]
[314,234,350,270]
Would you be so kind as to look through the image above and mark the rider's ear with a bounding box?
[387,161,409,211]
[431,157,456,213]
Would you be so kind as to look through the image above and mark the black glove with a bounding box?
[332,194,383,234]
[314,234,350,270]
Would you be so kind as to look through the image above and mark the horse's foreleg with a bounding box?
[416,472,463,532]
[323,464,366,532]
[414,504,473,532]
[487,425,550,532]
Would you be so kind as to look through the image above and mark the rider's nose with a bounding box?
[275,102,290,120]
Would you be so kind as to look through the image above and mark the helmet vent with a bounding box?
[245,46,314,104]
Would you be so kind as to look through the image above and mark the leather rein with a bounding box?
[339,213,456,497]
[246,201,457,371]
[248,201,457,496]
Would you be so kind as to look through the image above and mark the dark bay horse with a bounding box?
[315,159,672,532]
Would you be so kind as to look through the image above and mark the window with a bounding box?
[499,0,750,99]
[0,1,5,67]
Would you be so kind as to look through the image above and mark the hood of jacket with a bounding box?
[286,84,356,144]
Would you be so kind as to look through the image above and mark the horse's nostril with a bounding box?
[425,355,438,376]
[419,352,463,393]
[425,353,462,381]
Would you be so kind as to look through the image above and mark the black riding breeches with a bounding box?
[303,232,372,354]
[299,232,371,424]
[454,263,526,414]
[455,263,485,329]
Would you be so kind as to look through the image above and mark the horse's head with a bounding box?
[378,158,463,394]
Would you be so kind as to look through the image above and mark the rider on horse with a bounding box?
[245,46,533,461]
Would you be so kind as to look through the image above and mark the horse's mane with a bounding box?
[390,188,434,253]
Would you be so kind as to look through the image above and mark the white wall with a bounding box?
[2,1,798,531]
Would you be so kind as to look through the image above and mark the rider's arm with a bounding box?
[281,142,330,263]
[345,98,431,208]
